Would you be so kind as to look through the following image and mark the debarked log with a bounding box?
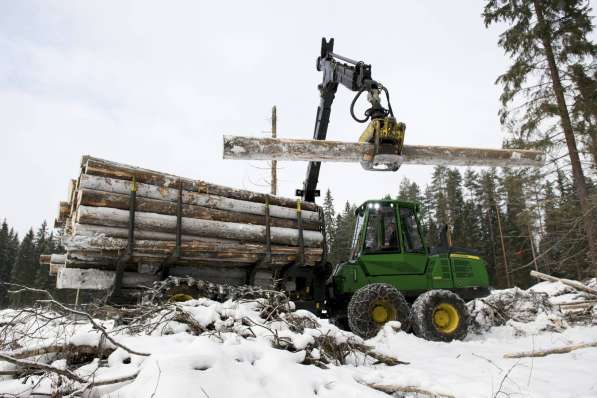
[81,156,318,212]
[78,174,320,223]
[223,135,546,168]
[75,206,323,247]
[56,268,158,290]
[63,251,320,269]
[77,188,320,231]
[62,235,323,256]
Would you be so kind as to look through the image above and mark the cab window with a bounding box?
[363,203,400,253]
[399,207,425,253]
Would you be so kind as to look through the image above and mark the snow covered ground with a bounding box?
[0,280,595,398]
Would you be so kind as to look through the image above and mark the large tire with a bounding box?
[347,283,411,339]
[411,290,469,342]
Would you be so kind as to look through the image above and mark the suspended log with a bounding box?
[40,254,52,265]
[75,206,323,247]
[56,268,158,290]
[223,135,545,168]
[81,156,318,211]
[77,188,320,231]
[78,174,319,223]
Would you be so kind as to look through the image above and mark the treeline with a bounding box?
[0,220,69,307]
[322,165,596,289]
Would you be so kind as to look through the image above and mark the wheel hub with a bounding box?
[432,303,460,334]
[371,301,396,324]
[372,305,389,323]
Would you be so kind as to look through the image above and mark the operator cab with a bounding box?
[351,200,426,258]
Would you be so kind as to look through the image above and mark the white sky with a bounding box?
[0,1,594,235]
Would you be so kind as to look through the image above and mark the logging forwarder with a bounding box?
[220,38,545,341]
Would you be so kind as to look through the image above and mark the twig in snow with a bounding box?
[472,353,503,372]
[359,380,455,398]
[494,361,520,398]
[150,361,162,398]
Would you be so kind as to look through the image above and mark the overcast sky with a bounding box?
[1,1,594,235]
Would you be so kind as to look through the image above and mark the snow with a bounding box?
[0,281,596,397]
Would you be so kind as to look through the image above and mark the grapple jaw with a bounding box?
[359,117,406,171]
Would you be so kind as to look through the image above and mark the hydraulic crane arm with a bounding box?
[298,38,396,203]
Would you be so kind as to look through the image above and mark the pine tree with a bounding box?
[397,178,422,203]
[9,229,36,306]
[483,0,597,274]
[430,166,449,226]
[423,185,438,247]
[446,169,466,245]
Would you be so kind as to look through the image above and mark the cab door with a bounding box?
[394,206,428,274]
[358,202,419,275]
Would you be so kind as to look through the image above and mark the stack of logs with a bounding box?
[40,156,325,294]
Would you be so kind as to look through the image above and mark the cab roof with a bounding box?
[356,199,421,213]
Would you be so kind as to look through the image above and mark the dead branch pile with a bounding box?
[0,288,406,397]
[467,287,565,334]
[42,156,325,293]
[467,274,597,334]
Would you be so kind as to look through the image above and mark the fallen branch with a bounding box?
[8,343,115,360]
[360,381,455,398]
[172,307,206,335]
[530,271,597,297]
[0,353,87,383]
[504,341,597,358]
[6,284,150,357]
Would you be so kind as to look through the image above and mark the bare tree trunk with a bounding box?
[495,205,511,288]
[533,0,597,275]
[271,106,277,196]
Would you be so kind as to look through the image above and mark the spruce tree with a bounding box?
[330,202,357,264]
[500,169,534,287]
[462,170,483,251]
[569,64,597,169]
[33,221,53,292]
[9,229,36,306]
[483,0,597,273]
[477,169,503,286]
[322,189,336,253]
[0,220,11,307]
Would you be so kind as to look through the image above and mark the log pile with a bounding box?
[46,156,325,292]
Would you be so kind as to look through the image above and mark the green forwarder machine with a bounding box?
[325,199,489,341]
[223,38,543,341]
